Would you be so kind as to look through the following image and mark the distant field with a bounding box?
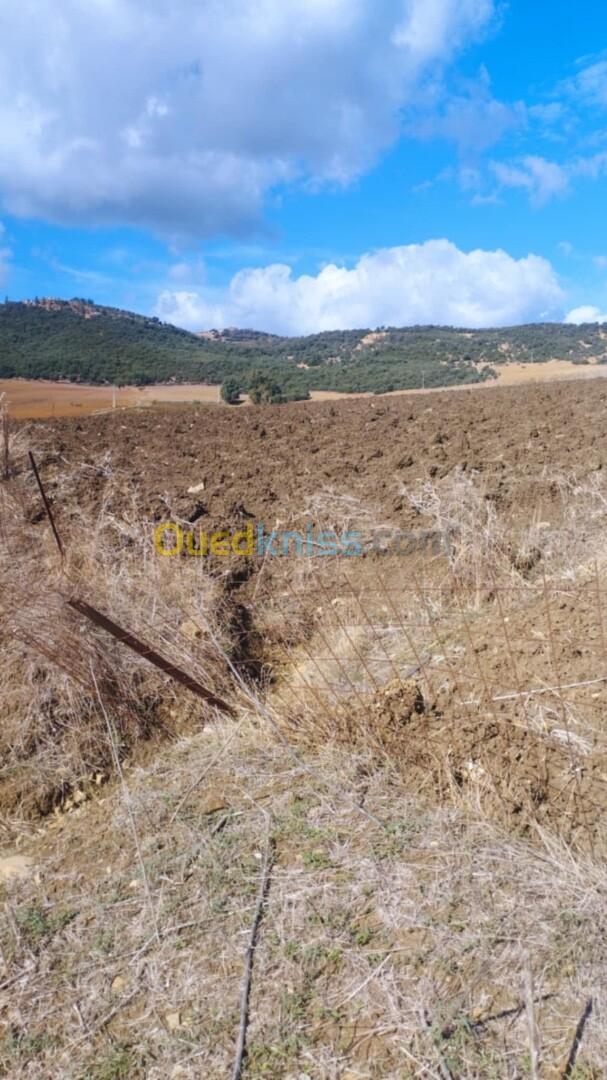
[0,380,221,419]
[3,358,607,418]
[492,357,607,384]
[310,359,607,398]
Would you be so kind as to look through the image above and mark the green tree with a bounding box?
[248,370,285,404]
[220,378,241,404]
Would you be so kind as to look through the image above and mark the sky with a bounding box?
[2,0,607,335]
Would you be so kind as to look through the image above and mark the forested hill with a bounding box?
[2,297,607,398]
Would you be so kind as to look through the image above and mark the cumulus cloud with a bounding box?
[0,0,495,237]
[564,305,607,325]
[155,240,564,334]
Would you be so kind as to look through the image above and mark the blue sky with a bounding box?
[2,0,607,333]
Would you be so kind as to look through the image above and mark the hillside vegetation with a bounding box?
[2,297,607,396]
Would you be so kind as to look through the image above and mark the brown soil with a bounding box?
[7,375,607,847]
[359,678,607,850]
[23,376,607,531]
[5,376,607,1077]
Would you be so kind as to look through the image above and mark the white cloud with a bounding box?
[486,148,607,208]
[0,0,495,237]
[167,258,207,284]
[491,156,569,206]
[561,60,607,109]
[392,0,494,57]
[564,305,607,325]
[155,239,564,334]
[480,61,607,209]
[412,68,525,157]
[528,102,567,125]
[572,151,607,180]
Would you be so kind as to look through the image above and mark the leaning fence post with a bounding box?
[67,597,236,716]
[29,450,65,558]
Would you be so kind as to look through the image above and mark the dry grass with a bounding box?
[1,722,606,1078]
[0,451,244,819]
[261,472,607,858]
[402,466,607,599]
[404,468,522,602]
[3,432,607,1076]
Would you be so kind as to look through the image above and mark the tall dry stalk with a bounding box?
[0,457,243,817]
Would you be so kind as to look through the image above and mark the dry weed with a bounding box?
[402,465,607,598]
[0,456,246,819]
[1,723,606,1078]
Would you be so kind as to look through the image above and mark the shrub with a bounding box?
[220,378,241,404]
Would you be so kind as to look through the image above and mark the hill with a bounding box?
[2,297,607,396]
